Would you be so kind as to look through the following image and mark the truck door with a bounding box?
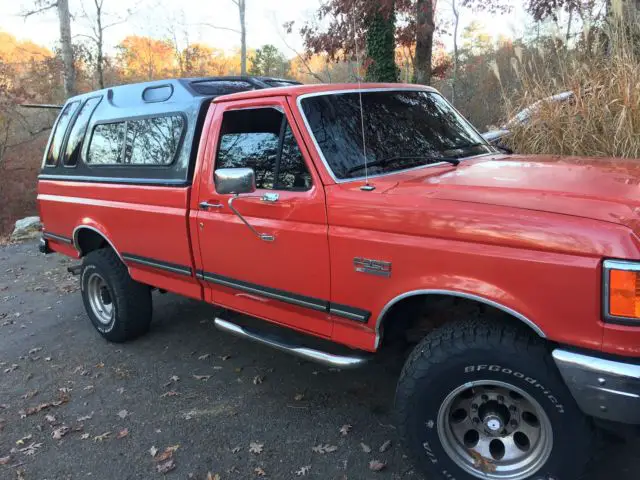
[195,96,332,337]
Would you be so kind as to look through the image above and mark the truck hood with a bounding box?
[384,154,640,231]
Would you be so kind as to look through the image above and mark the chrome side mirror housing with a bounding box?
[214,168,256,195]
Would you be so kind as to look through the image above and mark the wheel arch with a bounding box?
[374,289,546,349]
[72,225,124,262]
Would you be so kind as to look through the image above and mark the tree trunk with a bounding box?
[451,0,459,105]
[365,5,398,82]
[413,0,435,85]
[95,0,105,89]
[238,0,247,75]
[57,0,76,97]
[565,6,573,47]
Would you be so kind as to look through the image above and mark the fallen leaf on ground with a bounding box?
[360,443,372,453]
[52,426,70,440]
[0,455,10,465]
[21,390,38,400]
[117,428,129,439]
[294,393,304,401]
[45,414,56,423]
[95,362,104,368]
[207,473,221,480]
[249,442,263,454]
[19,392,69,418]
[155,445,180,462]
[117,409,128,419]
[149,446,159,457]
[198,354,210,360]
[160,391,180,398]
[369,460,386,472]
[77,412,94,422]
[220,355,231,361]
[81,433,90,440]
[379,440,392,453]
[312,444,338,454]
[18,442,42,456]
[192,375,211,381]
[16,435,32,445]
[254,467,266,476]
[94,432,111,441]
[156,458,176,474]
[252,375,264,385]
[339,424,352,436]
[295,465,311,476]
[4,364,18,373]
[231,446,241,453]
[28,347,42,355]
[116,387,125,394]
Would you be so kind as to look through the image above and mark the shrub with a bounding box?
[504,23,640,158]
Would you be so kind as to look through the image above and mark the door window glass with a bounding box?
[216,107,311,191]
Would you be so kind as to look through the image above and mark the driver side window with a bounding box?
[216,107,312,191]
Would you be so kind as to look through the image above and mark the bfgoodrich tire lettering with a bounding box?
[80,248,152,342]
[395,320,593,480]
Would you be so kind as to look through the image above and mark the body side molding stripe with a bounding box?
[374,289,546,349]
[39,174,189,187]
[121,253,193,276]
[197,270,370,322]
[197,270,328,312]
[42,232,73,244]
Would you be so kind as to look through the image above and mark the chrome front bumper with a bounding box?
[553,349,640,424]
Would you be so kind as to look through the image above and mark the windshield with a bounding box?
[300,89,492,180]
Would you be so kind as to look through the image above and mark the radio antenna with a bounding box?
[352,5,374,191]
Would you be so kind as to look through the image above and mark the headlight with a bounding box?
[603,259,640,322]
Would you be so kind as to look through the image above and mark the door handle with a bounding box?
[261,192,279,203]
[199,201,223,210]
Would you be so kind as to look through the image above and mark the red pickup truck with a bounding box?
[38,76,640,480]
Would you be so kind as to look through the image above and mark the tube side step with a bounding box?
[214,317,370,369]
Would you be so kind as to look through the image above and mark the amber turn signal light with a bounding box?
[608,268,640,319]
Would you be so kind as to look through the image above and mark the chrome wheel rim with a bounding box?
[437,380,553,480]
[86,273,114,325]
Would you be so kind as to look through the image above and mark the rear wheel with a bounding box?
[81,248,152,342]
[395,320,593,480]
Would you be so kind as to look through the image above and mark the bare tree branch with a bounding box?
[197,22,241,34]
[21,1,57,19]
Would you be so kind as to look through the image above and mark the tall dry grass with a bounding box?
[500,22,640,158]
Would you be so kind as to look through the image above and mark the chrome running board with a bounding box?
[214,318,369,369]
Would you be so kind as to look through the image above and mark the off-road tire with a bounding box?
[80,248,152,342]
[395,319,593,480]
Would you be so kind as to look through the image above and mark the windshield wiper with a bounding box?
[347,155,460,175]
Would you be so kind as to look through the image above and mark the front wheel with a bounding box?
[395,320,593,480]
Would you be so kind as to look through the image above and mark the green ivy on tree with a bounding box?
[365,8,399,82]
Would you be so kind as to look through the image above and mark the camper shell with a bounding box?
[38,76,301,186]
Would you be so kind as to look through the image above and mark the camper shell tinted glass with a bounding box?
[38,76,302,186]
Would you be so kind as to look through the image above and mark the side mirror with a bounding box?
[214,168,256,195]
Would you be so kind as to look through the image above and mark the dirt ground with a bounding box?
[1,240,639,480]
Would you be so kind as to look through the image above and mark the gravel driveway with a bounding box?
[0,241,638,479]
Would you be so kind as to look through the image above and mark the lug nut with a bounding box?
[473,417,480,424]
[509,405,517,413]
[481,394,489,401]
[510,419,518,428]
[497,395,504,403]
[471,403,478,411]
